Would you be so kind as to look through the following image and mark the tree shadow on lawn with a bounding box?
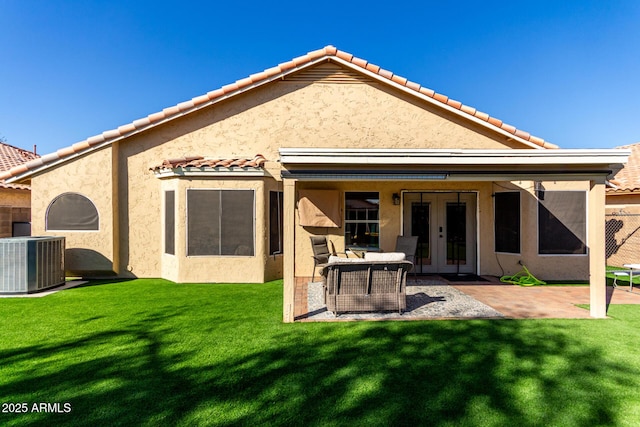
[1,311,636,426]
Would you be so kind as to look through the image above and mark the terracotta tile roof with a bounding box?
[607,142,640,194]
[0,142,38,190]
[1,46,556,183]
[150,155,267,172]
[0,142,38,171]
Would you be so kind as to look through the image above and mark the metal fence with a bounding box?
[606,213,640,267]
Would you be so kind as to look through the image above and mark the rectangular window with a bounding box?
[538,191,587,254]
[187,189,255,256]
[494,192,520,253]
[345,192,379,250]
[164,191,175,255]
[269,191,283,255]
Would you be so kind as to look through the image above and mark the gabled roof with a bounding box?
[1,45,557,184]
[0,142,38,190]
[608,142,640,194]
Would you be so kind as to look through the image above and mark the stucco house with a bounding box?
[0,142,38,237]
[1,46,629,320]
[606,142,640,266]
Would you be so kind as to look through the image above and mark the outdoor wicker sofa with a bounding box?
[320,259,413,315]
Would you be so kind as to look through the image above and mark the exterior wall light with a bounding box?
[392,193,401,205]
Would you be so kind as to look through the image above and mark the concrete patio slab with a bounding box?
[294,276,640,321]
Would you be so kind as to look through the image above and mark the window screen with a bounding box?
[269,191,283,255]
[494,192,520,253]
[538,191,586,254]
[165,191,175,255]
[187,189,254,256]
[46,193,99,231]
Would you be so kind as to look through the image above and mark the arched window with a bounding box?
[46,193,99,231]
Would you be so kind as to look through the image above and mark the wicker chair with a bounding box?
[321,260,412,315]
[395,235,419,265]
[310,236,331,282]
[310,236,350,281]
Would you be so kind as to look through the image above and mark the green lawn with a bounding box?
[1,279,640,426]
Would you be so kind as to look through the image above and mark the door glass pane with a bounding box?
[411,203,431,266]
[446,202,466,265]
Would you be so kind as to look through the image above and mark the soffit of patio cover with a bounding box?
[279,148,630,166]
[280,148,630,182]
[150,155,267,178]
[2,45,557,184]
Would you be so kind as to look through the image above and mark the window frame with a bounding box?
[45,192,100,232]
[493,191,521,254]
[344,191,380,250]
[185,188,256,257]
[164,190,175,255]
[269,190,283,256]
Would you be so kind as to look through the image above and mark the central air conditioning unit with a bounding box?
[0,236,65,294]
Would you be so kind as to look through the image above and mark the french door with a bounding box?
[402,192,477,274]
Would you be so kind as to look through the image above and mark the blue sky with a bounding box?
[1,1,639,155]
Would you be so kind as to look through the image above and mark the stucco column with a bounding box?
[111,141,120,275]
[589,179,606,318]
[282,178,297,323]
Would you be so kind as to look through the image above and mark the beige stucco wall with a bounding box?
[30,146,115,274]
[0,187,31,208]
[606,193,640,211]
[127,67,521,166]
[105,65,523,282]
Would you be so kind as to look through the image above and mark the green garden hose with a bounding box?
[500,265,546,286]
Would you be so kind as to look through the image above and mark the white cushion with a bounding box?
[364,252,406,262]
[328,255,367,264]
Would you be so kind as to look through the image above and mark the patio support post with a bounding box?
[282,178,297,323]
[111,140,121,276]
[589,179,607,318]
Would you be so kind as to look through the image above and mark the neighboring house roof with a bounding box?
[1,45,557,184]
[608,142,640,194]
[0,142,38,190]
